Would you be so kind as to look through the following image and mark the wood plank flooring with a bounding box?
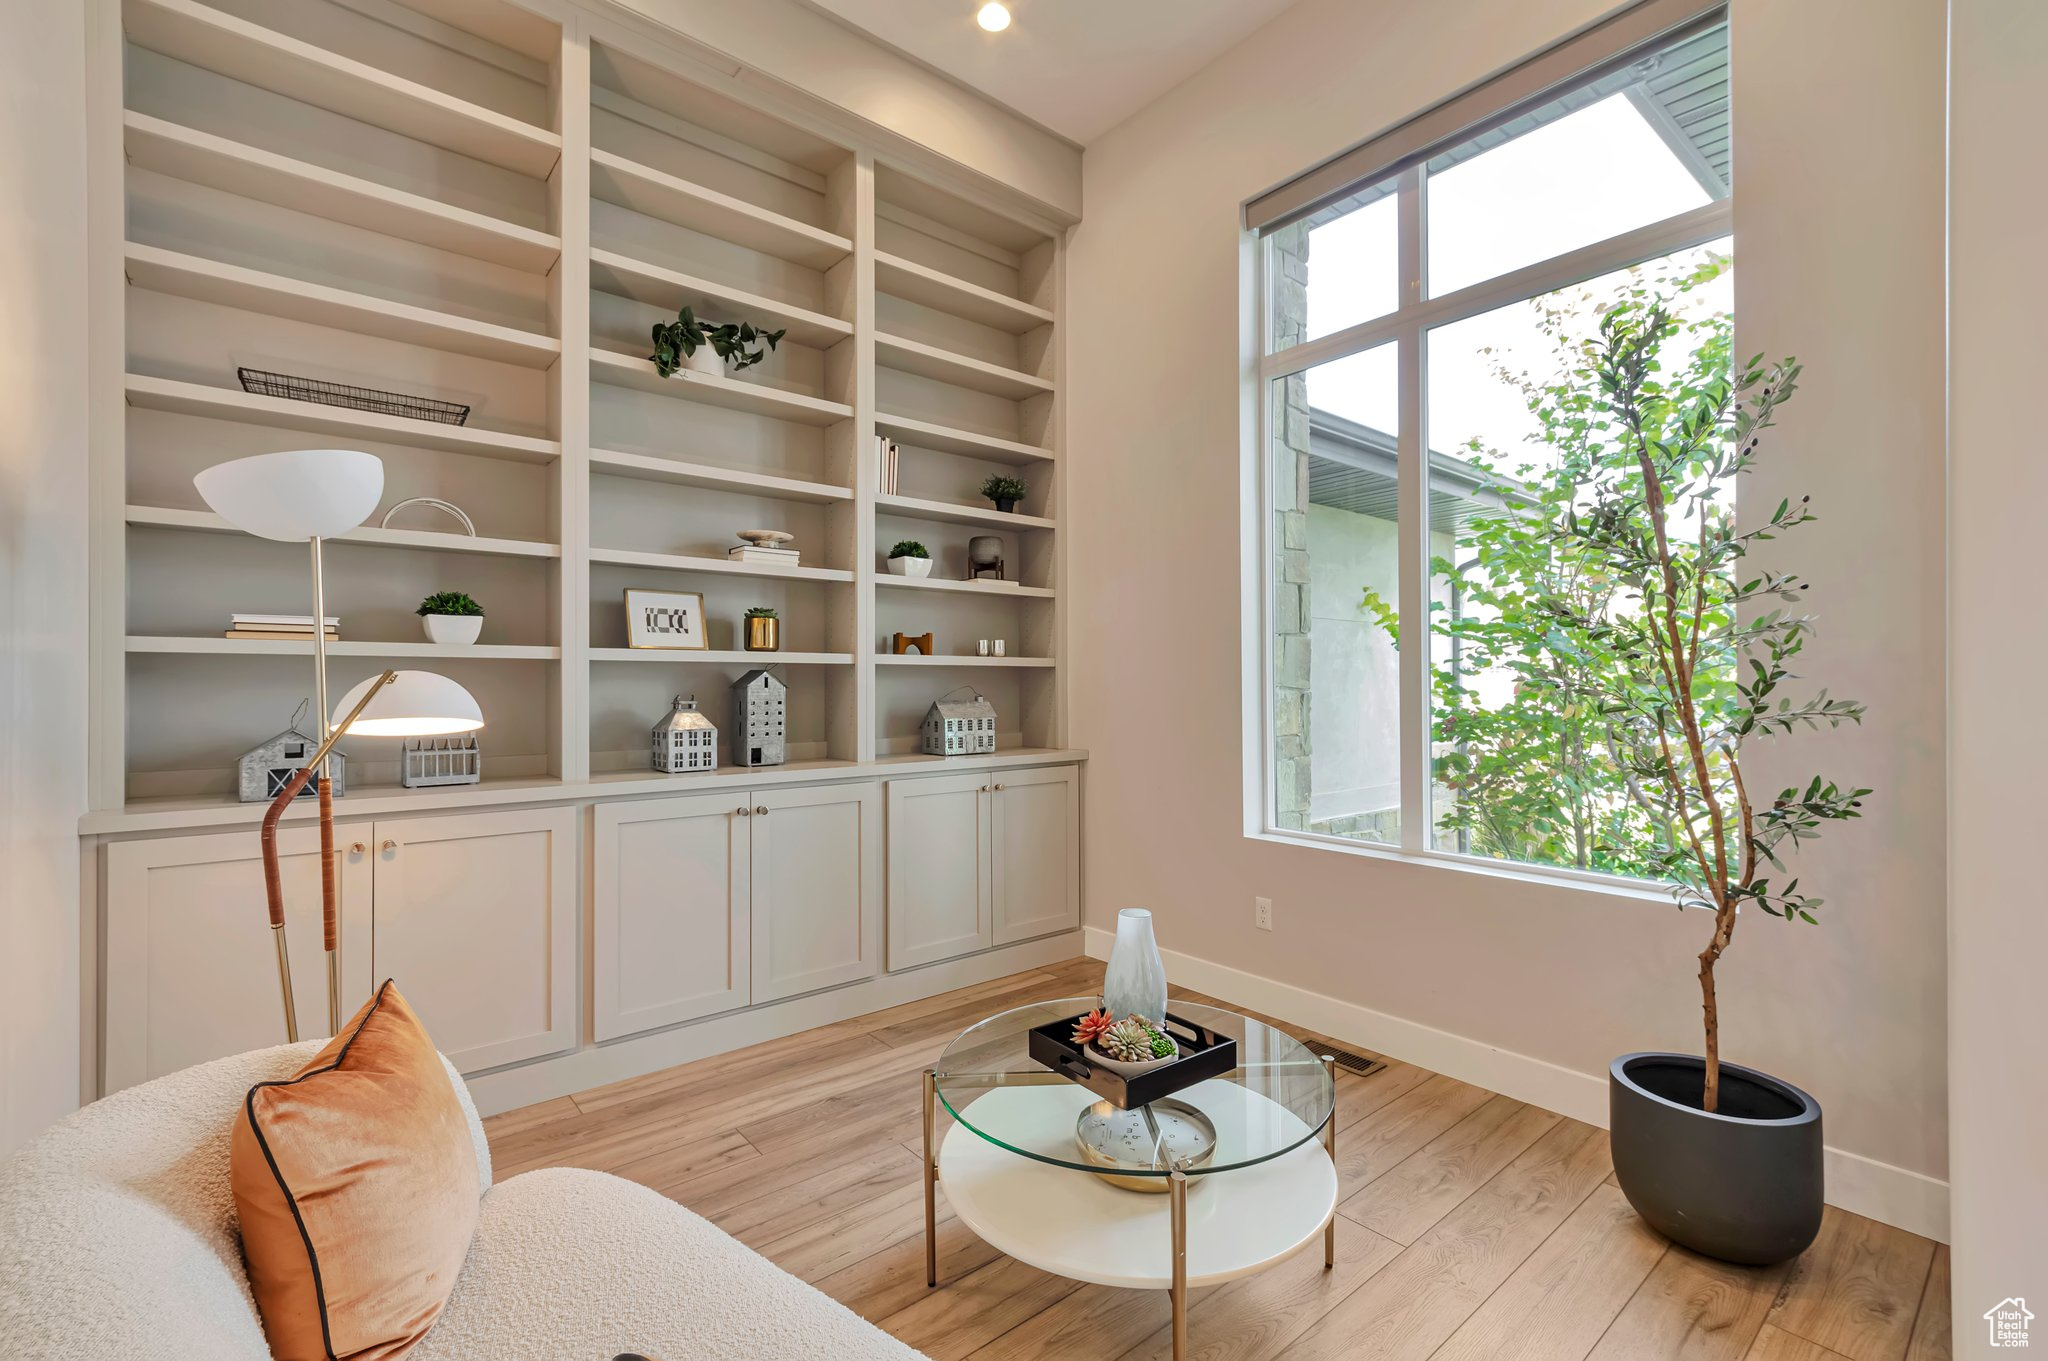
[482,957,1948,1360]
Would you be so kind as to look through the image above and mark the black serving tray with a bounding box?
[1027,1011,1239,1110]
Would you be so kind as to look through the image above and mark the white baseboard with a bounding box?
[1084,927,1949,1243]
[464,931,1083,1117]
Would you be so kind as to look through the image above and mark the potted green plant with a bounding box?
[743,606,780,653]
[650,305,787,378]
[1526,303,1868,1265]
[979,474,1028,514]
[886,540,932,578]
[416,590,483,645]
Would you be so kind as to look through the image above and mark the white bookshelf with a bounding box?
[97,0,1067,809]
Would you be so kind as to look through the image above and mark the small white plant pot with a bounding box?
[683,347,725,376]
[887,556,933,578]
[422,614,483,645]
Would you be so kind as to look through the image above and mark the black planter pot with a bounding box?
[993,498,1019,514]
[1609,1053,1823,1265]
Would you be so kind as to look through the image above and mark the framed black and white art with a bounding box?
[625,589,709,650]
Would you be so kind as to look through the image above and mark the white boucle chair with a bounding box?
[0,1043,928,1361]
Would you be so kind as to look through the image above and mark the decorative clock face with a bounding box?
[1075,1099,1217,1175]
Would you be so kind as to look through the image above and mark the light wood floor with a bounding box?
[482,957,1950,1361]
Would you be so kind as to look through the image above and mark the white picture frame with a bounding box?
[625,589,709,650]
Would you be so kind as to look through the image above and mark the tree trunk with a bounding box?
[1698,949,1721,1113]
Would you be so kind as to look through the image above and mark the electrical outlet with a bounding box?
[1254,896,1274,931]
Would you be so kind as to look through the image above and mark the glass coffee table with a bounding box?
[920,999,1339,1360]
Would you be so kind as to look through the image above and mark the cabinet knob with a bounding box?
[992,783,1005,792]
[350,842,366,855]
[979,785,990,793]
[736,806,751,816]
[380,840,397,852]
[754,805,769,816]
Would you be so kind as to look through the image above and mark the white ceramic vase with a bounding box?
[422,614,483,645]
[887,556,933,578]
[684,346,724,376]
[1101,907,1167,1025]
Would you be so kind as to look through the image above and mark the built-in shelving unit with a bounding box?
[98,0,1067,809]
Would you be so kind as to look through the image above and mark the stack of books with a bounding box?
[874,433,900,495]
[727,544,800,566]
[225,613,340,641]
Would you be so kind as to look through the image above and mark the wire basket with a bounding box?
[237,368,471,426]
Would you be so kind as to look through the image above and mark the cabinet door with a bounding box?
[991,766,1081,946]
[104,826,372,1092]
[751,782,880,1003]
[886,773,992,970]
[593,793,750,1041]
[370,806,575,1072]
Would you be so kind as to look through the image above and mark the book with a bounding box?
[225,629,342,641]
[727,545,799,559]
[231,614,339,629]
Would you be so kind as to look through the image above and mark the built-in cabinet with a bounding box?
[886,765,1078,970]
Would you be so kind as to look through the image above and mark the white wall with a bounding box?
[1948,0,2048,1340]
[1067,0,1949,1235]
[0,0,90,1152]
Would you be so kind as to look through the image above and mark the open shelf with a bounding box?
[876,493,1053,531]
[875,250,1053,334]
[590,149,851,270]
[588,448,849,502]
[590,349,851,425]
[588,648,852,665]
[589,249,849,348]
[588,545,853,583]
[876,413,1055,466]
[874,653,1055,668]
[123,0,562,177]
[124,375,560,463]
[125,244,562,368]
[126,505,560,560]
[877,333,1052,400]
[123,113,561,273]
[127,635,561,659]
[876,575,1055,600]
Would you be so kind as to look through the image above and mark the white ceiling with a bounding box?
[799,0,1305,145]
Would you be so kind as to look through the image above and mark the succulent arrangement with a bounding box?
[744,606,779,619]
[416,590,483,617]
[1072,1008,1176,1063]
[888,540,930,559]
[649,305,786,376]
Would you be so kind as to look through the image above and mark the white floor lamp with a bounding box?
[195,449,485,1041]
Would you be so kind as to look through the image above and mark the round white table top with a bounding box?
[937,1080,1338,1290]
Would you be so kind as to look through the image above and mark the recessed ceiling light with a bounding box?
[976,2,1011,33]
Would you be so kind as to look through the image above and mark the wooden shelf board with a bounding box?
[873,653,1055,668]
[590,149,850,270]
[588,249,850,348]
[126,505,561,559]
[877,332,1053,400]
[875,250,1053,333]
[588,648,853,665]
[875,413,1055,466]
[123,375,559,464]
[125,243,561,369]
[875,575,1054,599]
[590,349,851,425]
[123,0,562,177]
[127,636,560,659]
[124,113,560,272]
[588,448,850,503]
[588,545,854,583]
[875,493,1054,531]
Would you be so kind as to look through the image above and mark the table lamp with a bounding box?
[196,450,486,1041]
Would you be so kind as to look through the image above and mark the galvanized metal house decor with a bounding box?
[237,727,346,803]
[732,669,788,768]
[923,692,998,756]
[652,695,718,773]
[401,735,482,788]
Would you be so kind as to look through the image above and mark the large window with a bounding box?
[1256,6,1732,880]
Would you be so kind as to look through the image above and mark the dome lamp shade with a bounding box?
[332,670,484,738]
[195,449,385,542]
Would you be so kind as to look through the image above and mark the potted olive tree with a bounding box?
[1538,304,1868,1265]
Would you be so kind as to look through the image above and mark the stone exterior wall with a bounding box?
[1270,222,1312,830]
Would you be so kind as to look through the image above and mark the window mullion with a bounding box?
[1396,167,1428,854]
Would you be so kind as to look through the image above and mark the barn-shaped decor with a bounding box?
[652,695,718,774]
[237,726,346,803]
[732,669,788,768]
[922,691,998,756]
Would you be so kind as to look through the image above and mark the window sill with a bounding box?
[1248,825,1683,908]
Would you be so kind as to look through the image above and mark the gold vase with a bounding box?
[745,616,780,652]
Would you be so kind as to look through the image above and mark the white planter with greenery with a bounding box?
[887,541,932,578]
[418,591,484,646]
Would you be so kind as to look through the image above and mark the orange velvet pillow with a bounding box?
[232,980,479,1361]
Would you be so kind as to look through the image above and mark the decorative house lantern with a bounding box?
[652,695,718,774]
[731,669,788,768]
[237,726,347,803]
[922,691,998,756]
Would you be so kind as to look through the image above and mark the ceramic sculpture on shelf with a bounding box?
[1101,907,1167,1025]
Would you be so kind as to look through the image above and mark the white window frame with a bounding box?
[1247,49,1732,897]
